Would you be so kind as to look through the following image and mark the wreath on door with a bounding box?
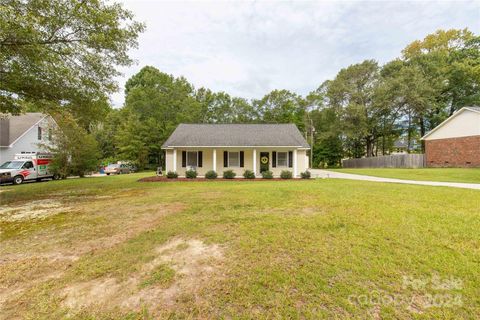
[261,156,268,164]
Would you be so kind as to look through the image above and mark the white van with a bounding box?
[0,153,57,185]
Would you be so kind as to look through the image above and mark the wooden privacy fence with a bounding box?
[342,154,425,168]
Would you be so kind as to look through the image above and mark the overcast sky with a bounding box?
[112,0,480,107]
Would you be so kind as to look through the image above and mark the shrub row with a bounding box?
[166,170,311,179]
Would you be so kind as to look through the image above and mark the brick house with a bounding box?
[422,106,480,167]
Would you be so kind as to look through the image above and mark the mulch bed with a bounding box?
[138,176,303,182]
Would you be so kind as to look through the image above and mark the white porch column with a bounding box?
[253,149,257,176]
[213,149,217,171]
[174,149,177,172]
[293,149,298,177]
[172,149,177,171]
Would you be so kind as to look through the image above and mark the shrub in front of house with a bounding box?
[280,170,293,179]
[243,170,255,179]
[185,169,197,179]
[261,170,273,179]
[301,170,311,179]
[223,170,236,179]
[205,170,218,179]
[166,171,178,179]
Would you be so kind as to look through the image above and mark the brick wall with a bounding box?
[425,135,480,167]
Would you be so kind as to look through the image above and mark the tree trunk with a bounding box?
[366,137,374,157]
[419,117,426,153]
[407,113,412,154]
[382,128,386,156]
[449,95,457,116]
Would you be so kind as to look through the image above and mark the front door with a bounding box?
[260,152,269,173]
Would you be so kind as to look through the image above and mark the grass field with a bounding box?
[1,173,479,319]
[330,168,480,184]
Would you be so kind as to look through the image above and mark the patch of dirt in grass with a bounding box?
[408,295,426,314]
[1,202,185,260]
[0,252,81,265]
[300,207,321,215]
[0,258,66,313]
[0,202,186,316]
[0,200,71,222]
[75,203,187,254]
[62,238,224,314]
[369,305,382,320]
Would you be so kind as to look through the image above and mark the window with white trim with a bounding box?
[37,127,42,140]
[228,152,240,167]
[187,151,198,167]
[277,152,288,167]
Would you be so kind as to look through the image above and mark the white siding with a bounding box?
[0,117,55,163]
[424,109,480,140]
[164,147,309,178]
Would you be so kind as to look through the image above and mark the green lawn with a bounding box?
[1,173,479,319]
[330,168,480,184]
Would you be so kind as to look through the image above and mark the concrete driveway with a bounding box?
[310,169,480,190]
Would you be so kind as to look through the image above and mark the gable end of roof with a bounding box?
[421,106,480,140]
[0,113,50,147]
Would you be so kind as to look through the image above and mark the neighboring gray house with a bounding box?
[392,137,420,154]
[0,113,56,163]
[162,123,310,177]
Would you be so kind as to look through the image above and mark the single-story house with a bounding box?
[421,106,480,167]
[162,124,310,177]
[0,113,56,163]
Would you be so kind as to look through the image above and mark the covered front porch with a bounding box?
[165,147,308,178]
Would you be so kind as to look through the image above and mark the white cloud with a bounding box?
[111,0,480,107]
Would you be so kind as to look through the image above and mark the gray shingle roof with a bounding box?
[0,113,46,147]
[162,124,310,148]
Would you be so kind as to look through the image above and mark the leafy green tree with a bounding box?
[308,29,479,158]
[0,0,144,115]
[376,59,437,152]
[447,35,480,110]
[197,89,233,123]
[196,88,258,123]
[115,113,151,169]
[402,29,479,112]
[305,83,344,166]
[120,66,203,167]
[91,108,123,160]
[327,60,383,157]
[46,114,101,177]
[254,89,306,131]
[389,28,480,151]
[312,137,343,168]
